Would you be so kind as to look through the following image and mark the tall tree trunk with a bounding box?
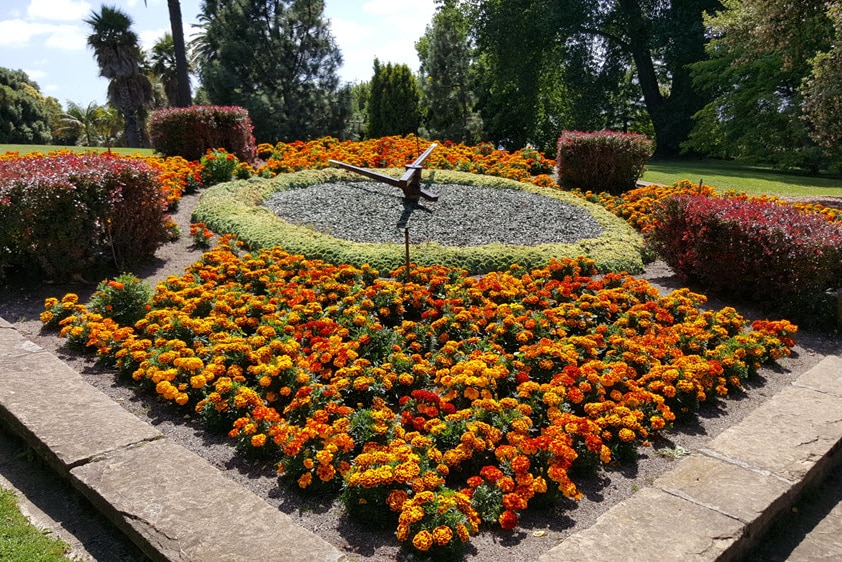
[617,0,674,155]
[168,0,192,107]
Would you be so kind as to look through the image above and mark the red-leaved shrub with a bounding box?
[556,130,653,195]
[0,152,171,280]
[148,105,257,163]
[647,194,842,324]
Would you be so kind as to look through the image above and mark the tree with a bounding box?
[0,68,53,144]
[85,6,154,148]
[145,0,191,107]
[366,59,421,138]
[687,0,834,170]
[53,101,123,147]
[149,33,182,106]
[802,2,842,150]
[57,101,105,146]
[416,0,482,143]
[195,0,348,143]
[463,0,718,155]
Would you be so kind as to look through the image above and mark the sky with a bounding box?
[0,0,438,109]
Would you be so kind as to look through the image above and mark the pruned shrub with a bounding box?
[148,105,258,163]
[556,130,653,195]
[0,152,171,281]
[647,194,842,325]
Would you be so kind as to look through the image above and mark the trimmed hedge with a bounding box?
[556,130,653,195]
[191,169,644,275]
[0,152,171,280]
[149,105,258,163]
[647,194,842,325]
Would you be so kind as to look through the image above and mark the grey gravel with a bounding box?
[262,181,604,246]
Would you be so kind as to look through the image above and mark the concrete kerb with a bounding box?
[1,314,841,562]
[0,317,346,562]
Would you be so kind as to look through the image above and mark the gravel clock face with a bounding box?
[264,182,603,247]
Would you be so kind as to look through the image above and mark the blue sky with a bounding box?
[0,0,438,108]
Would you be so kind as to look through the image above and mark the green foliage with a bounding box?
[466,0,716,156]
[88,274,152,327]
[802,2,842,151]
[416,1,482,144]
[56,101,124,147]
[148,105,257,162]
[556,131,653,195]
[148,32,182,107]
[195,0,348,143]
[0,68,53,144]
[190,168,644,275]
[200,147,240,185]
[687,0,838,172]
[342,82,370,141]
[367,60,422,139]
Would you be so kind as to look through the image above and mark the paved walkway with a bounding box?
[1,313,842,561]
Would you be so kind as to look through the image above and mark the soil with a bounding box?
[1,191,841,561]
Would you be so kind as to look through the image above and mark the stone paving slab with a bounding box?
[784,499,842,561]
[0,326,161,475]
[538,487,745,561]
[654,454,793,527]
[71,438,346,562]
[705,384,842,483]
[791,355,842,398]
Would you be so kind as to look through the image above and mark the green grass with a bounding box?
[642,158,842,197]
[0,487,72,561]
[0,144,155,157]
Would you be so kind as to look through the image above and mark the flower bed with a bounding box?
[43,240,796,557]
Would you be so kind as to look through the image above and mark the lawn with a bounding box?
[642,157,842,197]
[0,487,71,561]
[0,144,155,157]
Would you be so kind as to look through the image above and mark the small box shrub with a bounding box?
[556,130,653,195]
[647,194,842,325]
[0,152,171,280]
[149,105,258,163]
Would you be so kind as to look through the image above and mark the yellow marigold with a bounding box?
[618,428,635,442]
[251,434,267,447]
[432,525,453,546]
[412,530,433,552]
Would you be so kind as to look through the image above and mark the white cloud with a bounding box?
[22,68,47,80]
[0,19,49,46]
[139,27,169,50]
[0,18,85,49]
[27,0,92,22]
[44,24,87,50]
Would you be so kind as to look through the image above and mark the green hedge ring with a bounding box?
[191,168,644,275]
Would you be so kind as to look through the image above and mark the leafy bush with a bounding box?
[556,130,653,195]
[148,105,258,163]
[0,152,171,280]
[87,274,152,327]
[647,194,842,325]
[200,148,240,185]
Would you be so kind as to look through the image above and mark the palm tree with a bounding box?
[145,0,191,107]
[57,101,104,146]
[149,33,180,106]
[85,6,153,148]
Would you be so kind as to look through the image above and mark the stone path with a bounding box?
[1,312,842,561]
